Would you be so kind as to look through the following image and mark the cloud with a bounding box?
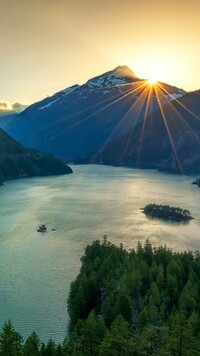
[0,101,28,114]
[0,101,12,111]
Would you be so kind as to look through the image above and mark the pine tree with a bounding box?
[74,310,107,355]
[0,320,23,356]
[139,325,170,355]
[23,331,40,356]
[99,315,134,356]
[45,339,56,356]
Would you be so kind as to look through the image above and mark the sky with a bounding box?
[0,0,200,105]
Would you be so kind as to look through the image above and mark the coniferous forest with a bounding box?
[1,238,200,355]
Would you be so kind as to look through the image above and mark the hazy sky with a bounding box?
[0,0,200,104]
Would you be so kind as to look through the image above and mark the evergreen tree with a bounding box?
[39,342,46,356]
[0,320,23,356]
[169,314,200,355]
[23,331,40,356]
[99,315,134,356]
[139,325,170,355]
[45,339,56,356]
[55,344,64,356]
[74,310,107,355]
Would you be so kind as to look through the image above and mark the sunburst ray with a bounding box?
[157,83,200,122]
[63,81,147,133]
[136,82,154,165]
[154,85,184,174]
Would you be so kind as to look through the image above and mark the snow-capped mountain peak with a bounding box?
[85,65,140,89]
[5,65,189,164]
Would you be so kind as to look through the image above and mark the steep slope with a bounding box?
[0,112,17,130]
[0,102,28,130]
[0,129,72,185]
[4,66,185,161]
[85,90,200,174]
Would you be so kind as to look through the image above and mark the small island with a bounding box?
[142,203,194,221]
[37,224,47,232]
[192,178,200,187]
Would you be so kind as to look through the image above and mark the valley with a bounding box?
[0,66,200,347]
[1,0,200,352]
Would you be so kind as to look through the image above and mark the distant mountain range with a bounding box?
[0,129,72,185]
[0,102,28,130]
[0,102,27,115]
[2,66,186,162]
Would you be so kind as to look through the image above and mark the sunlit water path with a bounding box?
[0,165,200,342]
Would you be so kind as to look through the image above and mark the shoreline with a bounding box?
[142,211,194,221]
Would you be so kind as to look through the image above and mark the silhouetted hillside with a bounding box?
[0,129,72,185]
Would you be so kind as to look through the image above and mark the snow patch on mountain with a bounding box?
[38,98,59,110]
[61,84,79,95]
[37,85,80,111]
[167,93,184,101]
[86,75,127,89]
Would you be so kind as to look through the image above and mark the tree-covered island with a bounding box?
[142,203,194,221]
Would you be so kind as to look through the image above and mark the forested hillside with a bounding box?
[0,128,72,185]
[1,239,200,355]
[66,238,200,355]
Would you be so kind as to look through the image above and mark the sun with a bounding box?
[148,75,158,85]
[146,70,159,85]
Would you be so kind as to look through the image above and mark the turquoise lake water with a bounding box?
[0,165,199,342]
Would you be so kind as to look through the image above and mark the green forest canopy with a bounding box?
[1,238,200,355]
[66,238,200,355]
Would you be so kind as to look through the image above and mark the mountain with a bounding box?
[4,66,186,161]
[12,103,28,113]
[0,128,72,185]
[84,90,200,174]
[0,112,17,129]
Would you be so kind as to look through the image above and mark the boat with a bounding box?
[37,224,47,232]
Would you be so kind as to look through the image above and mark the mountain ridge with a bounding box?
[2,66,186,162]
[81,90,200,174]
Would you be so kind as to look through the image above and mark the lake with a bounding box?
[0,164,199,342]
